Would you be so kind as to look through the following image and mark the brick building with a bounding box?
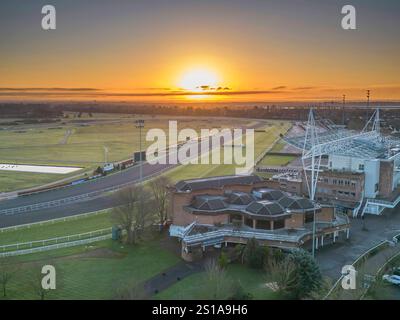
[169,175,350,261]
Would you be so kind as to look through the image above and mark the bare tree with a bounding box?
[111,185,155,245]
[149,176,172,227]
[265,256,296,297]
[0,257,17,298]
[200,260,235,300]
[29,263,49,300]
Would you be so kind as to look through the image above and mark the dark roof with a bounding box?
[175,175,264,192]
[225,191,254,205]
[252,188,285,201]
[245,200,285,216]
[191,195,228,211]
[278,196,314,210]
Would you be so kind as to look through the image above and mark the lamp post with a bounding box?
[103,146,109,165]
[135,119,145,182]
[342,94,346,126]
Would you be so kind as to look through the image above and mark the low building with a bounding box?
[270,170,365,215]
[169,175,350,261]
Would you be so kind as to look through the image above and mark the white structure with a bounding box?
[286,108,400,217]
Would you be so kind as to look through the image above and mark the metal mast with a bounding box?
[302,108,322,257]
[342,94,346,126]
[366,90,370,121]
[135,119,145,182]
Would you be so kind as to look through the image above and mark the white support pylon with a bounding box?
[302,109,322,257]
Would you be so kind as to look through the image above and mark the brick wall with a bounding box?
[379,160,394,198]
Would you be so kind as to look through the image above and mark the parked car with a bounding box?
[392,267,400,277]
[382,274,400,286]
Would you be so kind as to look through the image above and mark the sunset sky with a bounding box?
[1,0,399,102]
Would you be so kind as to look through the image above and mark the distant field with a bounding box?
[0,171,65,192]
[166,121,291,182]
[258,154,296,166]
[0,115,251,192]
[269,140,286,153]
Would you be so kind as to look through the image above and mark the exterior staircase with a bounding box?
[356,199,368,218]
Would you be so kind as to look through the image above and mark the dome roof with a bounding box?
[253,188,285,201]
[245,200,285,216]
[191,195,227,211]
[225,191,253,205]
[278,196,314,210]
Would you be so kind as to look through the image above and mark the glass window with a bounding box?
[255,220,271,230]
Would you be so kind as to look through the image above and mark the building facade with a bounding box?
[169,175,350,261]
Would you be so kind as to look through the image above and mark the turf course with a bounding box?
[0,211,112,246]
[258,154,296,166]
[165,121,291,182]
[0,115,248,192]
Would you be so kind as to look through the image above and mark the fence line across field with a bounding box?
[0,228,112,253]
[0,209,107,233]
[0,163,176,216]
[0,234,112,258]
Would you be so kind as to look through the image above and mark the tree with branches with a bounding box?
[265,255,297,297]
[111,185,155,245]
[149,176,171,228]
[0,257,17,298]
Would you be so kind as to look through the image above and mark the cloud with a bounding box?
[0,87,100,92]
[272,86,287,90]
[292,86,319,91]
[0,89,285,98]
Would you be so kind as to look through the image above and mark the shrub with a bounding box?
[218,252,229,269]
[285,249,323,299]
[243,238,265,269]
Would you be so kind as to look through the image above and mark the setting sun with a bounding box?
[178,68,220,91]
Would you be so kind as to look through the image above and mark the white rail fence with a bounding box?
[0,228,112,257]
[0,163,176,216]
[0,209,108,233]
[0,234,112,258]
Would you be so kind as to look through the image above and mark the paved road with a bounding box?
[316,209,400,281]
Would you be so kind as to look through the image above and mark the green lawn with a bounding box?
[166,122,291,182]
[255,172,275,179]
[0,211,112,246]
[0,116,252,192]
[156,264,278,300]
[0,171,69,192]
[269,140,286,153]
[259,155,296,166]
[1,238,180,300]
[363,255,400,300]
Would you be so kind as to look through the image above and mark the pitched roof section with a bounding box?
[245,200,285,216]
[225,191,254,205]
[191,195,228,211]
[278,196,314,210]
[175,175,264,192]
[252,188,285,201]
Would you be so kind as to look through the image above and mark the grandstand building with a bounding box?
[168,175,349,261]
[283,109,400,217]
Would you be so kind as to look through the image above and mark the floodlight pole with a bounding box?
[366,90,370,121]
[103,146,108,165]
[135,119,145,182]
[342,94,346,126]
